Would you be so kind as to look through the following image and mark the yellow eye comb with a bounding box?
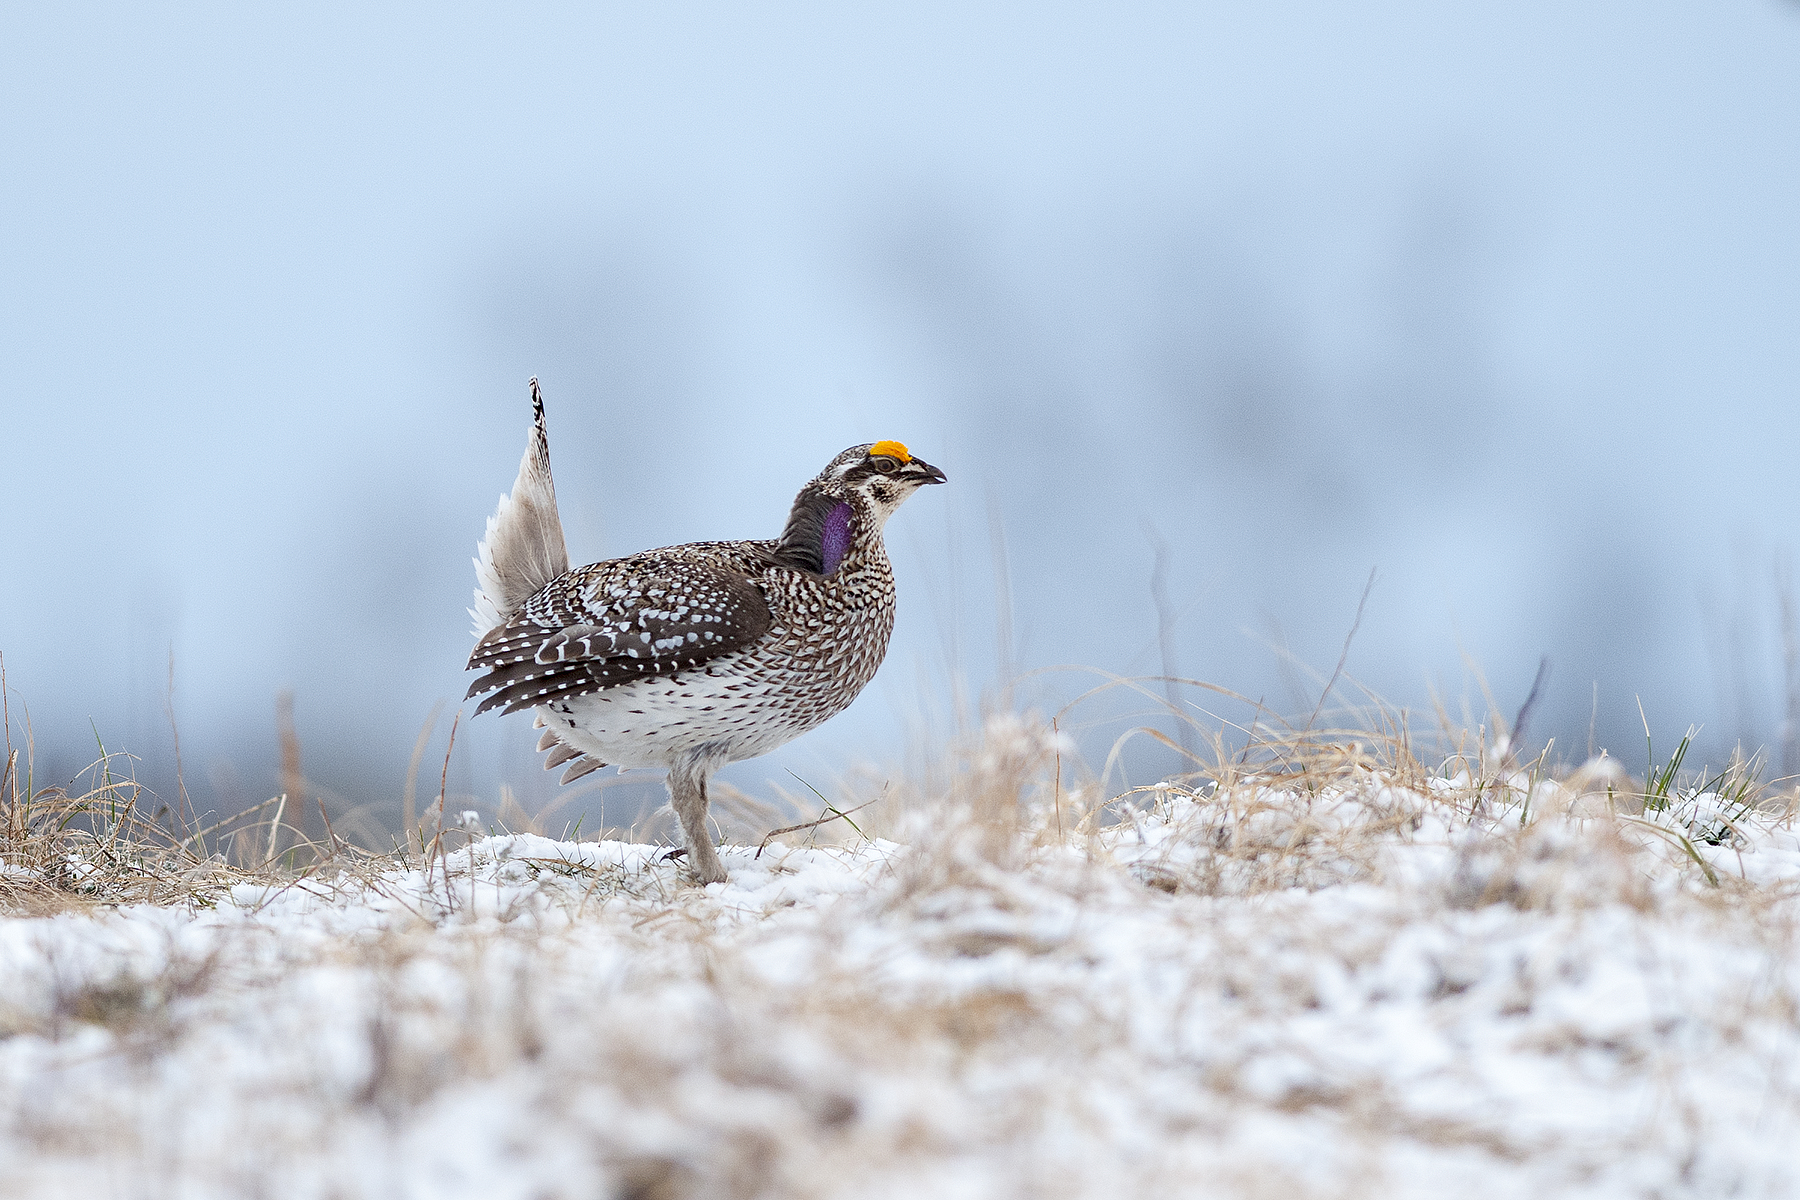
[869,440,912,462]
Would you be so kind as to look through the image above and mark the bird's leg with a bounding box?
[668,746,728,884]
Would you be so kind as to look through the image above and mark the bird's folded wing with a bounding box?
[463,553,774,715]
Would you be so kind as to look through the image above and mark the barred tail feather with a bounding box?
[470,378,570,637]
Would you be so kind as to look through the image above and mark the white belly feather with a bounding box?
[535,656,808,769]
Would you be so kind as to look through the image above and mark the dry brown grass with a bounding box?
[845,668,1800,928]
[6,676,1800,1200]
[6,664,1795,923]
[1,743,231,915]
[0,720,413,917]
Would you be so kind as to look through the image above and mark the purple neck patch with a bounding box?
[820,502,853,574]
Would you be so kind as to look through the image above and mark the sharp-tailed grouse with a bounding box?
[464,380,946,883]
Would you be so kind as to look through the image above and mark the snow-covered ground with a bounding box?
[4,726,1800,1199]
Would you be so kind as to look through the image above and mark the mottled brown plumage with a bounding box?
[465,388,945,883]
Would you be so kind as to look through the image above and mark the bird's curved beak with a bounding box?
[906,457,948,485]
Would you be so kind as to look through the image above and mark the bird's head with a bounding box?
[813,440,948,524]
[774,440,947,575]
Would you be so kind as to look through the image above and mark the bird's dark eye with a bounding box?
[869,456,900,474]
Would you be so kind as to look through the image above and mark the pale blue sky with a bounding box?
[4,1,1799,821]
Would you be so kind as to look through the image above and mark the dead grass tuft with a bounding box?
[0,734,400,917]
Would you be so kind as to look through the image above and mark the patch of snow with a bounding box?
[2,782,1799,1199]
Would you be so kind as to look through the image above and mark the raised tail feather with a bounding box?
[470,378,570,637]
[468,381,606,783]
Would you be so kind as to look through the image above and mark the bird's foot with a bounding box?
[657,844,726,884]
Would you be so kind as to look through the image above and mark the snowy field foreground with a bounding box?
[5,724,1800,1198]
